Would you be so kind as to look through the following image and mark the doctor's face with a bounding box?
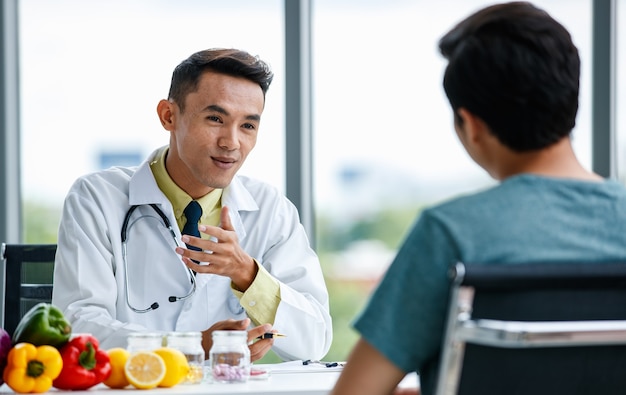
[161,71,265,198]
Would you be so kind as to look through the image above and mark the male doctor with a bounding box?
[52,48,332,362]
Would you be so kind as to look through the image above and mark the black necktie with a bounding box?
[182,200,202,252]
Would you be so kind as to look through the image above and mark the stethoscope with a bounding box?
[121,203,197,313]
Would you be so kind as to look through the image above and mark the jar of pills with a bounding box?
[126,332,163,352]
[166,332,205,384]
[209,330,250,383]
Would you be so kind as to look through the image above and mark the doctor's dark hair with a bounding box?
[167,48,274,112]
[438,1,580,152]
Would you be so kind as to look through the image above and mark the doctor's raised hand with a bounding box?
[177,206,258,292]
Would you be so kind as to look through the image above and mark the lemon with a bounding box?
[103,348,131,389]
[154,347,190,387]
[124,351,166,389]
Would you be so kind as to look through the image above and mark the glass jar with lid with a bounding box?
[166,331,205,384]
[209,330,250,383]
[126,332,164,352]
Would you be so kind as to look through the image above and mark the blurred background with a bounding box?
[8,0,623,362]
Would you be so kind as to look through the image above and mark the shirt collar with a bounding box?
[150,146,223,229]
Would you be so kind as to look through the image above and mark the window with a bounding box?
[19,0,285,242]
[312,0,592,361]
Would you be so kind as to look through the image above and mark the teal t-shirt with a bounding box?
[354,174,626,395]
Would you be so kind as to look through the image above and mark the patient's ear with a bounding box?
[457,108,489,144]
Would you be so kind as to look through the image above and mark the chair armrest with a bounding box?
[456,319,626,348]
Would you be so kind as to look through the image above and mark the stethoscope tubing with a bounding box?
[121,204,197,313]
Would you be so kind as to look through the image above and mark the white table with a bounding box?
[0,361,419,395]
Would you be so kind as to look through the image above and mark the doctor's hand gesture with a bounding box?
[201,318,276,362]
[177,206,258,292]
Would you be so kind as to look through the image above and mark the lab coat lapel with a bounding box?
[128,150,172,210]
[220,176,259,241]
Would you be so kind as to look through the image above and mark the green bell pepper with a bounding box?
[12,303,72,348]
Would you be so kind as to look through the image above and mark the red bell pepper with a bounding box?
[52,334,112,390]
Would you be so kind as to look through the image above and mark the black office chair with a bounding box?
[1,243,56,336]
[435,261,626,395]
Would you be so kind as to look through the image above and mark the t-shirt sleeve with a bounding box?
[353,209,458,373]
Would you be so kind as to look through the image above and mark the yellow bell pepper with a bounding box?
[3,343,63,393]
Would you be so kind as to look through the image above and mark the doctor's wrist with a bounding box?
[231,257,259,292]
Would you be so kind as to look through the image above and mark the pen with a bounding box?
[303,360,344,368]
[256,332,287,340]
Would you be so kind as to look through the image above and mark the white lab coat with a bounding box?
[52,148,332,361]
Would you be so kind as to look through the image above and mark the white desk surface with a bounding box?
[0,361,419,395]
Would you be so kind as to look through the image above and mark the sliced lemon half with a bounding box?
[124,351,166,389]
